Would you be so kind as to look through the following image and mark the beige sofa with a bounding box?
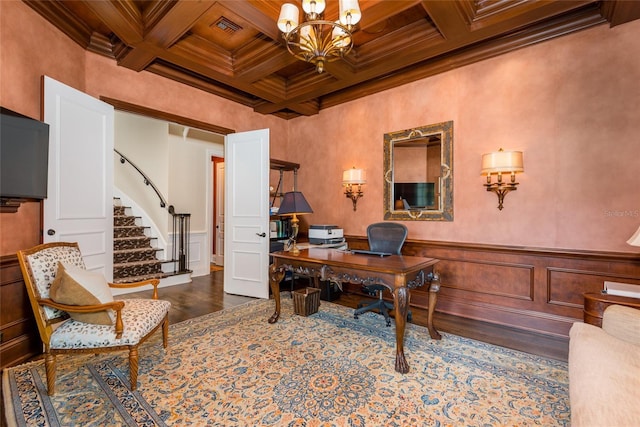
[569,304,640,426]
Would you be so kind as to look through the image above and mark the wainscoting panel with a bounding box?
[436,259,534,301]
[0,256,41,369]
[346,236,640,338]
[167,231,208,277]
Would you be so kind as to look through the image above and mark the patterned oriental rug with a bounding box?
[3,296,570,426]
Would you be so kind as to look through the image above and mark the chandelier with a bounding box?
[277,0,361,73]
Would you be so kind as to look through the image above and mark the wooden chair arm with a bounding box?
[109,278,161,299]
[37,298,125,338]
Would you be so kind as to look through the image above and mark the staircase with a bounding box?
[113,203,166,283]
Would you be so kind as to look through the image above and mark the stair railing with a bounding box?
[115,148,191,274]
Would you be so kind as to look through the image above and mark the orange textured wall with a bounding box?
[286,20,640,253]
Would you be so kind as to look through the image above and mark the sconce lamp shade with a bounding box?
[481,150,524,174]
[278,191,313,215]
[628,225,640,247]
[342,168,366,184]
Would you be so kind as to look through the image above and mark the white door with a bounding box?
[214,161,225,265]
[223,129,270,298]
[43,76,114,280]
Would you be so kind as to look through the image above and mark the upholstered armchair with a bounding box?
[17,242,171,396]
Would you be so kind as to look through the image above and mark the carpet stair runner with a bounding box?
[113,202,167,284]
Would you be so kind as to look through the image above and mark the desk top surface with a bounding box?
[271,249,439,274]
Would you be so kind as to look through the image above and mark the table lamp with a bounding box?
[278,191,313,255]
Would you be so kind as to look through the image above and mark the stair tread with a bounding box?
[114,235,154,241]
[114,247,162,253]
[112,272,166,284]
[114,259,163,267]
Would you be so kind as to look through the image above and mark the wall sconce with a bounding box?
[342,167,366,211]
[481,148,524,210]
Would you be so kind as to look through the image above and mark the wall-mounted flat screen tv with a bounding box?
[394,182,435,209]
[1,107,50,200]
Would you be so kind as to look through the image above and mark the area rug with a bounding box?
[3,296,569,426]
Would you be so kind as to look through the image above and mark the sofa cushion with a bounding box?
[50,262,114,325]
[569,322,640,427]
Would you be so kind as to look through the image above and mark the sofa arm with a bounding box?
[602,305,640,345]
[569,322,640,427]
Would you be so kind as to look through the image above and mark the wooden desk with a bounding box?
[583,292,640,327]
[268,249,441,374]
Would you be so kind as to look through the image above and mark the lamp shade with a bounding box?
[302,0,325,15]
[278,3,299,33]
[342,168,366,184]
[278,191,313,215]
[481,149,524,174]
[628,225,640,247]
[339,0,361,26]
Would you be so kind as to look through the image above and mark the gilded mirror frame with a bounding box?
[383,121,453,221]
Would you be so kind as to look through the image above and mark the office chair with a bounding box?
[353,222,411,326]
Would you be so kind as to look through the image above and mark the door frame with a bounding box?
[206,147,224,267]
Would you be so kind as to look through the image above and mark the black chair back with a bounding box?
[367,222,408,255]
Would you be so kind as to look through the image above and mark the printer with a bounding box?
[309,224,344,244]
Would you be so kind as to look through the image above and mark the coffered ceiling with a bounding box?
[25,0,640,119]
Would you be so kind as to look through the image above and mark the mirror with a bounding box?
[383,121,453,221]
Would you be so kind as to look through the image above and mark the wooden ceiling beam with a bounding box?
[358,0,423,30]
[420,0,470,41]
[147,63,259,107]
[218,0,282,41]
[82,0,143,45]
[24,1,94,50]
[601,0,640,27]
[98,0,215,71]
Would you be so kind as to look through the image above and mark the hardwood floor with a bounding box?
[127,270,569,362]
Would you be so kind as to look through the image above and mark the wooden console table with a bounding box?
[583,292,640,327]
[268,248,441,374]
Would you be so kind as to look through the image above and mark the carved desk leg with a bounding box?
[427,275,442,340]
[394,285,410,374]
[268,264,285,324]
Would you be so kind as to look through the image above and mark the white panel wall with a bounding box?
[114,111,170,237]
[167,133,223,232]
